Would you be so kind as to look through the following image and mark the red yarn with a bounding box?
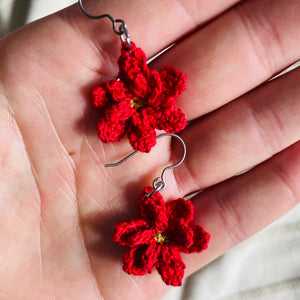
[92,42,187,152]
[112,186,210,286]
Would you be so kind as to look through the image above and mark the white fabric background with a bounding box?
[1,1,300,299]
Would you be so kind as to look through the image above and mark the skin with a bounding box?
[0,0,300,299]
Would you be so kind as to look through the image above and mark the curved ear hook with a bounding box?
[78,0,131,48]
[105,133,186,197]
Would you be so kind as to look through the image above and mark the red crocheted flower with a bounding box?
[112,186,210,286]
[92,42,187,152]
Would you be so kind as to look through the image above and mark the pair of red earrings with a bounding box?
[79,0,210,286]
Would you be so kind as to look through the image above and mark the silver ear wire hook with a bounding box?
[78,0,131,48]
[105,133,186,198]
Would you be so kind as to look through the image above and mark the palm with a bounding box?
[0,5,179,299]
[1,1,300,299]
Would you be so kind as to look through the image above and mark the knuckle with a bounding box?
[245,98,286,156]
[269,159,299,207]
[235,3,285,76]
[215,189,249,245]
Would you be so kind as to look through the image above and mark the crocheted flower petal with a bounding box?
[167,222,194,252]
[166,199,194,225]
[128,110,157,152]
[91,84,110,108]
[138,186,168,232]
[156,245,186,286]
[123,242,158,275]
[154,105,187,133]
[159,66,187,98]
[97,101,131,142]
[105,79,132,102]
[112,219,156,247]
[147,70,163,106]
[183,225,210,253]
[118,42,150,98]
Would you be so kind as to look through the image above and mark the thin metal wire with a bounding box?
[78,0,131,48]
[105,133,186,197]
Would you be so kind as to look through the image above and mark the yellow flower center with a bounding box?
[130,97,145,110]
[154,231,169,245]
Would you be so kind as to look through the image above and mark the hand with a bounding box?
[0,0,299,299]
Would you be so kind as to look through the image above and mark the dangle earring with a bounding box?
[79,0,187,153]
[107,133,210,287]
[78,1,210,286]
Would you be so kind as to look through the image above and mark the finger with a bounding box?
[174,65,300,195]
[151,0,300,120]
[65,0,242,56]
[184,139,300,276]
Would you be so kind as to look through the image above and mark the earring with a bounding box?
[79,0,187,153]
[106,134,210,286]
[78,1,210,286]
